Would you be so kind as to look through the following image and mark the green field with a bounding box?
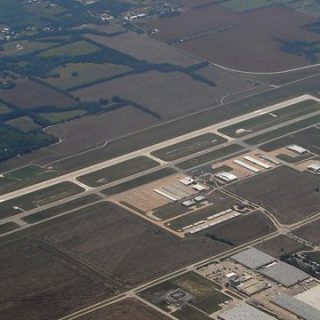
[44,62,131,90]
[0,222,20,235]
[6,116,41,132]
[0,102,12,115]
[2,40,58,56]
[39,109,87,124]
[38,40,100,58]
[151,133,227,162]
[221,0,271,12]
[78,156,160,187]
[219,100,320,138]
[0,181,84,217]
[140,272,231,314]
[22,194,101,224]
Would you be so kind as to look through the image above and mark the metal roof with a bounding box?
[218,303,277,320]
[273,294,320,320]
[295,285,320,311]
[259,261,309,287]
[230,248,276,269]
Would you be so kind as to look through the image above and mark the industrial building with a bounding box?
[230,248,276,269]
[273,293,320,320]
[287,144,308,154]
[295,285,320,311]
[308,163,320,174]
[215,172,238,183]
[258,261,310,287]
[218,303,277,320]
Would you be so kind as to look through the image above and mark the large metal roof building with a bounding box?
[218,303,277,320]
[259,261,309,287]
[295,285,320,311]
[273,294,320,320]
[230,248,276,269]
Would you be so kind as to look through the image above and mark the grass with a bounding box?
[44,62,131,90]
[5,116,41,132]
[38,40,100,58]
[173,305,211,320]
[22,194,101,224]
[39,109,87,124]
[221,0,271,12]
[78,156,160,187]
[101,168,176,196]
[0,102,11,115]
[0,222,20,235]
[2,40,58,56]
[151,133,227,162]
[176,144,244,170]
[0,181,84,217]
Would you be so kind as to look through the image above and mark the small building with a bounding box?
[287,144,308,154]
[194,195,207,202]
[215,172,238,183]
[180,176,194,186]
[182,200,196,207]
[308,163,320,173]
[192,183,206,192]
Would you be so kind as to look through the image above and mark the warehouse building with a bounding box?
[287,144,308,154]
[215,172,238,183]
[295,285,320,311]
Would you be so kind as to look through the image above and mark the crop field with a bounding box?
[176,144,245,169]
[22,194,101,224]
[221,0,271,12]
[38,40,100,58]
[77,298,170,320]
[32,202,228,287]
[227,166,320,224]
[0,237,114,320]
[0,181,84,218]
[0,102,11,115]
[5,116,41,132]
[219,99,320,137]
[260,126,320,155]
[147,5,319,71]
[72,71,225,120]
[293,217,320,245]
[204,211,276,246]
[44,62,131,90]
[78,156,159,187]
[255,235,310,258]
[0,78,76,109]
[102,168,176,196]
[140,272,231,314]
[151,133,227,161]
[0,222,20,235]
[39,109,87,124]
[85,32,199,67]
[0,165,58,195]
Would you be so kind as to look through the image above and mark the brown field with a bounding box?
[293,218,320,245]
[0,78,76,109]
[34,202,228,287]
[0,238,114,320]
[45,105,158,157]
[227,166,320,225]
[85,32,199,67]
[77,298,170,320]
[255,235,310,258]
[72,71,227,119]
[204,211,276,246]
[147,5,320,71]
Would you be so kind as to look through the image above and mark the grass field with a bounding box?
[6,116,41,132]
[0,181,84,218]
[44,62,131,90]
[0,222,20,235]
[38,40,100,58]
[221,0,271,12]
[78,156,160,187]
[151,133,227,162]
[173,305,211,320]
[102,168,176,196]
[0,102,12,115]
[219,99,320,138]
[39,109,87,124]
[22,194,101,224]
[177,144,244,169]
[1,40,58,56]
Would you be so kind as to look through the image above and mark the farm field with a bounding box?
[173,305,212,320]
[147,5,320,71]
[0,102,11,115]
[204,211,276,246]
[0,78,76,109]
[22,194,101,224]
[219,99,320,137]
[151,133,227,161]
[0,181,84,218]
[0,222,20,235]
[5,116,41,132]
[293,218,320,245]
[32,202,228,287]
[44,62,132,90]
[221,0,271,12]
[76,298,171,320]
[227,166,320,224]
[78,156,159,187]
[255,235,310,258]
[39,109,87,124]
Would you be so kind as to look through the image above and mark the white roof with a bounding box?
[192,183,206,191]
[287,144,308,154]
[295,285,320,311]
[216,172,238,181]
[308,163,320,171]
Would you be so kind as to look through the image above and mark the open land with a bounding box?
[5,116,41,132]
[293,217,320,245]
[227,166,320,225]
